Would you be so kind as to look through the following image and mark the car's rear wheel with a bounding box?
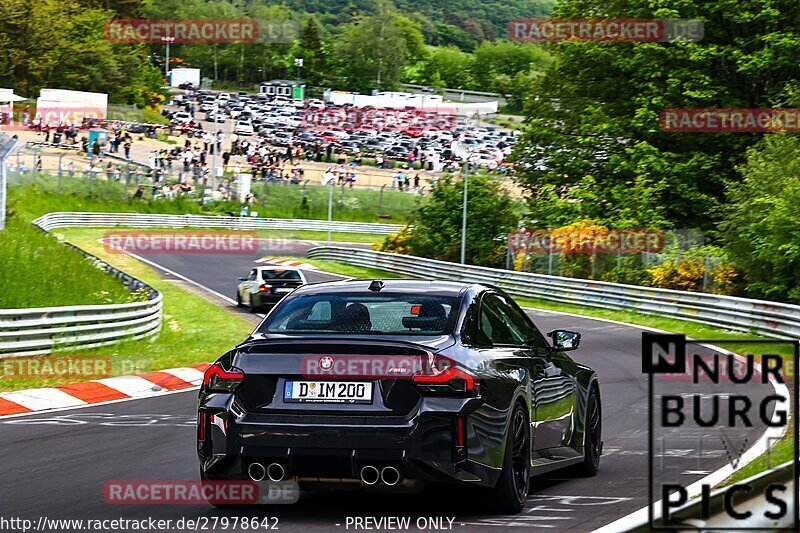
[490,401,529,514]
[247,294,260,313]
[578,386,602,476]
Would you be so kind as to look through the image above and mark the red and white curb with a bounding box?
[0,363,211,417]
[256,256,317,270]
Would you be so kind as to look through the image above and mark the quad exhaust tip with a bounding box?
[248,462,266,482]
[380,466,401,486]
[267,462,286,482]
[360,465,380,485]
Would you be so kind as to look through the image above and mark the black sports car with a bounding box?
[198,279,602,513]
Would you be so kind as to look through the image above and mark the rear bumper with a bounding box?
[198,396,500,489]
[251,292,289,307]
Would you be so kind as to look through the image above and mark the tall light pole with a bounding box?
[327,178,334,243]
[211,99,219,191]
[162,30,175,80]
[460,155,470,265]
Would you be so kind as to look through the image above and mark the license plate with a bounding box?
[273,287,294,293]
[284,381,373,404]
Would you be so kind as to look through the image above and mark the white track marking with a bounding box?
[0,388,197,420]
[160,367,205,385]
[0,389,87,410]
[96,375,165,396]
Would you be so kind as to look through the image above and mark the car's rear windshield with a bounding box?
[259,293,460,335]
[262,270,301,281]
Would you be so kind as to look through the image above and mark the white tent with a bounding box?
[36,88,108,124]
[0,89,25,131]
[0,88,25,114]
[0,88,25,105]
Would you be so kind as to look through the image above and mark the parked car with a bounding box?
[234,120,255,136]
[171,111,194,124]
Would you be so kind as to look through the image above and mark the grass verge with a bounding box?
[0,218,131,308]
[8,173,417,224]
[0,175,393,306]
[0,228,254,392]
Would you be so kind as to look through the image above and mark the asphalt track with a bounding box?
[0,242,779,532]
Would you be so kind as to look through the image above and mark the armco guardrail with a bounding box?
[307,247,800,339]
[1,229,162,358]
[33,212,403,235]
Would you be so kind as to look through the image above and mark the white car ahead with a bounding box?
[236,266,307,311]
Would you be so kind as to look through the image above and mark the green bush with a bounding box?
[404,175,519,266]
[722,135,800,302]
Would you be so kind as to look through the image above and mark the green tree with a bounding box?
[513,0,800,231]
[721,135,800,302]
[296,16,328,86]
[334,0,426,92]
[431,22,477,51]
[0,0,164,105]
[470,40,551,93]
[408,175,519,266]
[78,0,144,17]
[412,45,474,89]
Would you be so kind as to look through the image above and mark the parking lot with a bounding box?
[165,88,519,172]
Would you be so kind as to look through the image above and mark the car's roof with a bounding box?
[257,265,300,271]
[290,279,476,297]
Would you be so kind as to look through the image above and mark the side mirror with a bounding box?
[238,276,247,281]
[547,330,581,352]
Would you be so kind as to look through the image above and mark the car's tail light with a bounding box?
[257,283,272,293]
[197,410,207,441]
[203,363,244,392]
[412,355,479,395]
[455,415,465,447]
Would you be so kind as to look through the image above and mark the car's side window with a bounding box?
[248,269,257,281]
[493,293,550,351]
[477,295,516,346]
